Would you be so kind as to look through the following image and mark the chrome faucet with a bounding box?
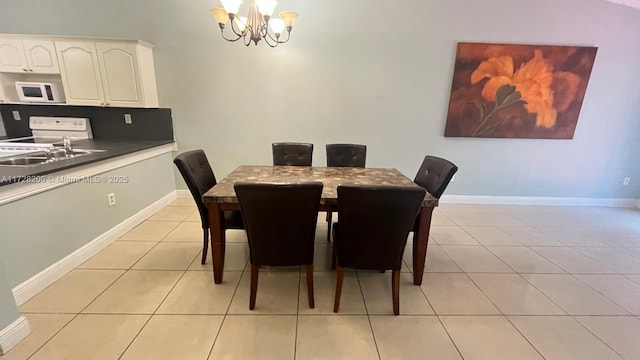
[63,136,73,156]
[44,147,54,162]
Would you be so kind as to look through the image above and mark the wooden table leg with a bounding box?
[412,206,434,285]
[208,203,226,284]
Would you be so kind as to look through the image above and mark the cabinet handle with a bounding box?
[23,68,27,72]
[28,69,33,72]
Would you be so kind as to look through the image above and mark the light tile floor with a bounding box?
[4,202,640,359]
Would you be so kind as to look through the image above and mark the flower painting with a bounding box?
[444,42,597,139]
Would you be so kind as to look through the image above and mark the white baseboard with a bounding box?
[11,191,178,306]
[440,195,639,207]
[0,316,30,355]
[175,189,191,198]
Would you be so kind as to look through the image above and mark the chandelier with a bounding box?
[211,0,299,47]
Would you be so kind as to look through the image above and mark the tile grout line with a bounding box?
[569,315,632,360]
[116,255,192,359]
[207,239,246,360]
[20,213,192,359]
[23,266,131,360]
[354,270,382,360]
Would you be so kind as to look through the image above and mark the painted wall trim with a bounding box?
[441,195,639,207]
[0,143,177,206]
[11,191,177,306]
[0,316,30,355]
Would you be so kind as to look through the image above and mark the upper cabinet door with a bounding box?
[55,41,105,106]
[22,40,59,74]
[96,42,143,107]
[0,39,28,72]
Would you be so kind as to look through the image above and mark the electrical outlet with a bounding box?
[107,193,116,207]
[12,111,21,120]
[124,114,132,124]
[623,177,631,185]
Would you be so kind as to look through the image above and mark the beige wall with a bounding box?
[0,0,639,198]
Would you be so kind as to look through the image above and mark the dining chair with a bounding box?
[174,150,244,264]
[272,142,313,166]
[324,143,367,242]
[332,184,425,315]
[234,181,323,310]
[413,155,458,199]
[412,155,458,232]
[325,143,367,167]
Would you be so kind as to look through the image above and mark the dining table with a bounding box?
[202,165,439,285]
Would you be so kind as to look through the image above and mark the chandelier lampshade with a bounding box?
[211,0,299,47]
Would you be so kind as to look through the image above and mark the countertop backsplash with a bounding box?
[0,104,173,141]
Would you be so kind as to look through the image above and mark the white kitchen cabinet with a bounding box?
[0,38,59,74]
[55,40,105,106]
[56,40,158,107]
[96,42,158,107]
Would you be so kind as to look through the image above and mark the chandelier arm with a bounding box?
[277,31,292,44]
[263,29,291,45]
[220,29,244,42]
[228,19,247,38]
[264,31,278,43]
[262,35,279,48]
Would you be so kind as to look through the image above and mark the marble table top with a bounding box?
[203,165,438,207]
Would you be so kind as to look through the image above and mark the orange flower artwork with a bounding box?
[444,43,597,139]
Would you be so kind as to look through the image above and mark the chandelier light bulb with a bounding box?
[255,0,278,16]
[220,0,242,14]
[269,18,285,34]
[235,16,248,32]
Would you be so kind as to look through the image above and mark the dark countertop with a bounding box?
[0,139,174,186]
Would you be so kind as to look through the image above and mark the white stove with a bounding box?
[0,117,93,159]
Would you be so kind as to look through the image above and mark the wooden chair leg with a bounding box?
[250,264,259,310]
[326,211,332,242]
[305,264,315,308]
[201,228,209,265]
[392,269,400,315]
[333,266,345,313]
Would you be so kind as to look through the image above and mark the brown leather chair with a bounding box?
[412,156,458,232]
[414,155,458,199]
[272,142,313,166]
[324,143,367,242]
[234,181,323,310]
[326,143,366,167]
[174,150,244,264]
[332,184,425,315]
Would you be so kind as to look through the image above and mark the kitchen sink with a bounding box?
[0,157,49,166]
[0,149,105,167]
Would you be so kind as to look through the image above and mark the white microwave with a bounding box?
[15,82,65,103]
